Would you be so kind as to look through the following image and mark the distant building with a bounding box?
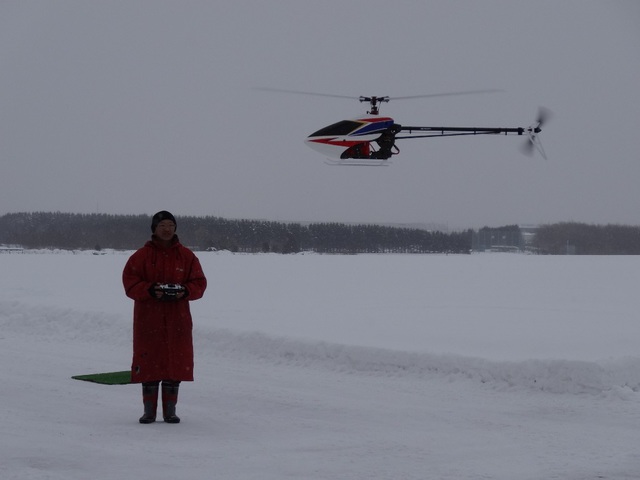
[472,225,539,252]
[0,244,23,253]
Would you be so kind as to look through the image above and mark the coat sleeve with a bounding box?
[122,250,154,302]
[184,253,207,301]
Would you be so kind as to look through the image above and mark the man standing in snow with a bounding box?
[122,211,207,424]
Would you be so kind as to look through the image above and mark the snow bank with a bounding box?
[3,297,639,396]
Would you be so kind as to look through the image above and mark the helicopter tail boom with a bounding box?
[397,125,525,138]
[397,108,550,159]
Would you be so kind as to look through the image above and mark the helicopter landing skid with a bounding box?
[324,158,391,167]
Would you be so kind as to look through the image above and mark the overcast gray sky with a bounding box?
[2,1,639,229]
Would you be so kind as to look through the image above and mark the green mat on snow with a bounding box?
[72,370,133,385]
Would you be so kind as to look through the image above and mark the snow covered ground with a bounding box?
[2,251,640,479]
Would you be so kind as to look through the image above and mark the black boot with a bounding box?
[162,381,181,424]
[139,382,159,424]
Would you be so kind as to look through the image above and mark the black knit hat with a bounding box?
[151,211,177,232]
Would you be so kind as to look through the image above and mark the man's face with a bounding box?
[154,220,176,242]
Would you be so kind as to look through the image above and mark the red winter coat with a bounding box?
[123,236,207,383]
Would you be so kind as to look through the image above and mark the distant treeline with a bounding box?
[3,213,638,255]
[533,222,640,255]
[0,212,471,254]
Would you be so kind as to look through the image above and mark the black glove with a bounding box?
[149,283,161,299]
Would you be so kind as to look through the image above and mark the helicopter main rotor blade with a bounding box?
[254,87,357,100]
[392,89,503,101]
[256,87,503,102]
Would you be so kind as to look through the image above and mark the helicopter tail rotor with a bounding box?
[521,107,552,159]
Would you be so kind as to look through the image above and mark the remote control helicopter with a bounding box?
[260,88,550,166]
